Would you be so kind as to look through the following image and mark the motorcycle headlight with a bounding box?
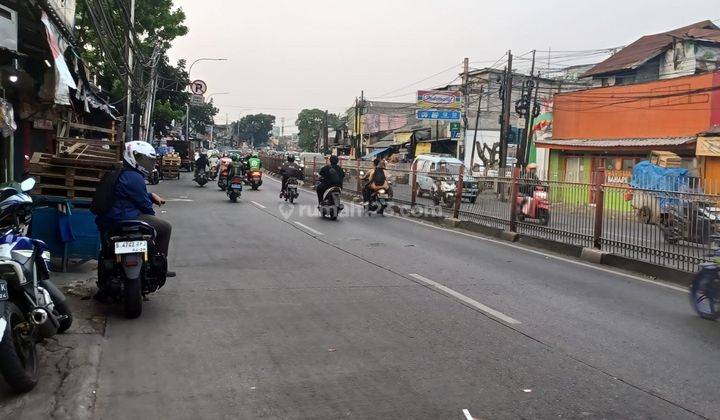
[440,182,455,192]
[378,189,386,194]
[42,250,51,261]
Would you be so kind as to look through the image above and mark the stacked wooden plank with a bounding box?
[650,151,682,168]
[161,153,181,180]
[29,148,120,200]
[57,138,121,162]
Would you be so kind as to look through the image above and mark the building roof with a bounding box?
[583,20,720,78]
[537,137,697,150]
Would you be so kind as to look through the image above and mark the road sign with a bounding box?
[417,90,462,109]
[416,109,461,121]
[190,80,207,95]
[450,122,461,131]
[451,130,461,139]
[190,94,205,106]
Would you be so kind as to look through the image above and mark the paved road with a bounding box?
[90,173,720,419]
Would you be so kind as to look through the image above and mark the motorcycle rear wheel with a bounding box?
[0,303,39,393]
[123,278,143,319]
[54,300,73,334]
[691,272,720,320]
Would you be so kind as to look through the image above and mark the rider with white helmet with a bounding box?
[95,141,174,279]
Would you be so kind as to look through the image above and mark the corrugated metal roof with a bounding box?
[583,21,720,77]
[536,137,696,149]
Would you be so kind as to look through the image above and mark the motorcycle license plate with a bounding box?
[377,194,389,199]
[0,280,7,301]
[114,241,148,255]
[231,184,243,189]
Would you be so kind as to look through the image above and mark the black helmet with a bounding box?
[287,154,295,162]
[330,155,339,165]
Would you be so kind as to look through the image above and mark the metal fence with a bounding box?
[262,154,718,273]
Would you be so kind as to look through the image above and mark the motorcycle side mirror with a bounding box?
[20,178,36,192]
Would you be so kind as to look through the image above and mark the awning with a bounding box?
[361,147,390,161]
[368,140,396,149]
[536,136,696,151]
[394,132,413,144]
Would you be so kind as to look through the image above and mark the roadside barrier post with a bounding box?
[509,167,520,232]
[356,159,361,196]
[453,165,464,219]
[593,168,606,249]
[411,160,418,206]
[312,157,317,184]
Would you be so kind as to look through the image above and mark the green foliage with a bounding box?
[295,109,346,152]
[236,114,276,147]
[190,100,220,135]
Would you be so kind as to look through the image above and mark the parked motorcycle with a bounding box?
[246,170,263,190]
[516,186,550,226]
[0,178,73,393]
[227,175,243,203]
[97,220,170,319]
[194,168,208,187]
[281,177,299,203]
[318,186,343,220]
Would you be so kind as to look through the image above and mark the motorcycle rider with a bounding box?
[226,155,241,183]
[279,154,304,198]
[247,153,262,173]
[361,158,391,204]
[94,141,175,299]
[317,155,345,204]
[195,152,209,177]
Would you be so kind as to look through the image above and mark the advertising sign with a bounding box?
[417,90,462,109]
[416,109,461,121]
[416,143,432,155]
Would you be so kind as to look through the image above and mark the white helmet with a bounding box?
[124,141,157,177]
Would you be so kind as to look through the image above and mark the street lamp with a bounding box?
[185,58,227,142]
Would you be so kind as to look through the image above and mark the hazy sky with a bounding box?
[168,0,719,131]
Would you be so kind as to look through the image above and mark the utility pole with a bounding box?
[460,57,469,160]
[499,50,513,175]
[354,97,359,158]
[124,0,136,142]
[518,50,536,168]
[323,110,329,154]
[469,85,484,169]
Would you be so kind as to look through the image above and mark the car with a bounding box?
[412,154,479,204]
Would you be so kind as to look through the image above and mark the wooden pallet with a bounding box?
[31,184,96,200]
[57,138,120,162]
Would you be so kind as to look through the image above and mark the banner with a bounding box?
[41,12,76,105]
[417,90,462,109]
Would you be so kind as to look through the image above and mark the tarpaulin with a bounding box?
[630,160,692,209]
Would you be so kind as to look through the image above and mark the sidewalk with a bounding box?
[0,262,105,420]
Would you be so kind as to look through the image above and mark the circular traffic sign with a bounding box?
[190,80,207,95]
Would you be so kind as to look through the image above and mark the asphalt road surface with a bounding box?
[91,173,720,419]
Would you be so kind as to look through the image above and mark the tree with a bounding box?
[296,109,347,152]
[190,100,219,135]
[152,58,190,136]
[236,114,276,147]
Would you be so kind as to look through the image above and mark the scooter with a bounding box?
[366,187,391,216]
[0,178,73,393]
[227,175,243,203]
[318,186,343,220]
[282,177,299,203]
[516,186,550,226]
[194,168,208,187]
[691,235,720,320]
[246,170,263,190]
[98,219,170,319]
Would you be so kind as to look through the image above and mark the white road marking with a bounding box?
[294,221,324,236]
[251,201,266,209]
[409,273,521,325]
[165,198,194,202]
[462,409,473,420]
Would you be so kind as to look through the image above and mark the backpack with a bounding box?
[371,168,386,186]
[90,169,122,215]
[326,166,341,185]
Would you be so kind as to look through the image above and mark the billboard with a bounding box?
[417,90,462,110]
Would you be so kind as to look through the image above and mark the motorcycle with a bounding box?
[194,168,208,187]
[227,175,243,203]
[97,219,170,319]
[432,178,457,207]
[0,178,73,393]
[318,186,344,221]
[691,236,720,320]
[246,170,263,190]
[282,177,299,203]
[367,187,391,216]
[148,168,160,185]
[516,186,550,226]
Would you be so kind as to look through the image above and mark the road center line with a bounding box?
[294,221,324,236]
[251,201,266,209]
[409,273,521,325]
[462,409,474,420]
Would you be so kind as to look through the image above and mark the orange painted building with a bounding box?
[537,71,720,184]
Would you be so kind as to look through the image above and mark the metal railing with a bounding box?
[261,154,718,273]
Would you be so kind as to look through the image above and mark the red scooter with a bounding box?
[516,186,550,225]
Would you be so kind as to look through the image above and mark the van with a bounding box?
[297,152,325,167]
[412,154,478,205]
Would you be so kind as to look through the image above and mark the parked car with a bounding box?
[412,154,478,205]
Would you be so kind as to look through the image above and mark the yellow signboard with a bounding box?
[697,136,720,157]
[416,143,432,155]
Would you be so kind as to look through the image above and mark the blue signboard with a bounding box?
[451,130,461,139]
[416,109,461,121]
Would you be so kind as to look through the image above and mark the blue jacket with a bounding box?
[96,168,154,230]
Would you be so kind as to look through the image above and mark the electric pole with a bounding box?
[323,110,329,154]
[124,0,136,142]
[499,50,513,174]
[518,50,536,168]
[460,57,469,160]
[469,85,484,169]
